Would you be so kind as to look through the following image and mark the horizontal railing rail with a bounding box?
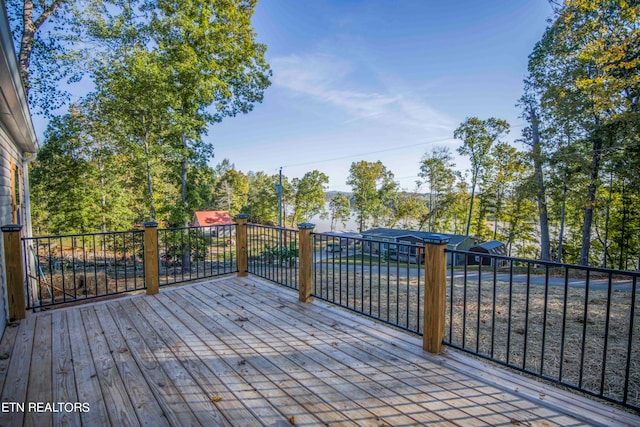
[22,230,146,309]
[246,224,299,289]
[445,248,639,411]
[158,225,237,286]
[313,233,424,334]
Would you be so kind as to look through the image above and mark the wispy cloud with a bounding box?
[271,53,456,133]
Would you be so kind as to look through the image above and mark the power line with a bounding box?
[280,136,455,169]
[280,123,527,171]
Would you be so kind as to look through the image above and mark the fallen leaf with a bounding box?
[288,415,295,425]
[117,348,128,353]
[236,316,249,322]
[210,395,223,402]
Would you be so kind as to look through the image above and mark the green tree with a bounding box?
[213,168,249,216]
[152,0,271,224]
[8,0,87,114]
[518,88,552,260]
[454,117,510,236]
[418,147,456,232]
[244,171,284,225]
[79,96,136,230]
[290,170,329,226]
[527,0,640,265]
[486,142,529,241]
[346,161,398,232]
[91,46,173,221]
[30,113,102,233]
[392,191,427,229]
[328,193,351,231]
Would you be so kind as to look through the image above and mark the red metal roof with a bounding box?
[193,211,234,226]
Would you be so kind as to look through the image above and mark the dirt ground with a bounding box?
[313,267,640,409]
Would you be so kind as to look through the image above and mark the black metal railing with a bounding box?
[18,221,640,412]
[158,225,237,286]
[445,249,639,411]
[313,233,424,334]
[246,224,299,289]
[23,230,145,309]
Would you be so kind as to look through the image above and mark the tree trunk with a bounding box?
[558,185,566,263]
[530,107,551,260]
[180,131,190,271]
[142,115,156,220]
[603,170,613,268]
[18,0,67,94]
[466,175,476,237]
[619,183,627,270]
[579,134,603,266]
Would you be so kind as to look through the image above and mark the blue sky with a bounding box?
[208,0,554,191]
[31,0,554,192]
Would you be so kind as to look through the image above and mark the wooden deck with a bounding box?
[0,276,638,427]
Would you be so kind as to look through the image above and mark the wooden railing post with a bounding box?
[423,235,450,354]
[144,222,159,295]
[235,214,249,277]
[1,225,25,320]
[298,223,315,302]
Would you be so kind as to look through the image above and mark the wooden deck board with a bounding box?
[205,278,547,426]
[109,299,228,427]
[24,314,53,427]
[92,303,177,427]
[165,289,339,426]
[66,308,110,426]
[191,283,453,426]
[0,322,19,393]
[131,296,258,425]
[184,285,427,426]
[51,310,81,427]
[0,315,35,427]
[105,301,203,426]
[157,290,321,426]
[80,306,144,427]
[0,275,638,426]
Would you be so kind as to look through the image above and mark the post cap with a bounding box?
[423,234,450,245]
[298,223,315,230]
[1,224,22,232]
[234,213,249,220]
[143,221,158,228]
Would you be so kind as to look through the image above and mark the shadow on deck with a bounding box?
[0,276,638,426]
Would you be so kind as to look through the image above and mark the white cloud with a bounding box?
[271,53,456,133]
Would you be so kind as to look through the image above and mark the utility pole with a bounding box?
[278,167,283,228]
[276,167,283,248]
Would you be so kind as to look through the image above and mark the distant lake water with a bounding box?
[309,208,359,233]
